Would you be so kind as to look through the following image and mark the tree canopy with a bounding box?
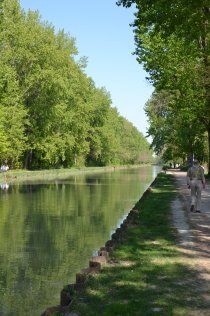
[117,0,210,172]
[0,0,153,169]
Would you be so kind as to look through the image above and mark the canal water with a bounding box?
[0,166,160,315]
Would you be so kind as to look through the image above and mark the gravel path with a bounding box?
[169,170,210,315]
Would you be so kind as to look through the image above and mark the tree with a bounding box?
[117,0,210,173]
[0,62,27,167]
[141,34,208,164]
[0,0,153,169]
[145,91,207,165]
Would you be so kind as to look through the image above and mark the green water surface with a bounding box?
[0,166,160,315]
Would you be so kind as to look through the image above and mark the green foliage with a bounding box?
[0,0,153,169]
[0,61,27,167]
[145,90,208,164]
[141,34,209,165]
[117,0,210,170]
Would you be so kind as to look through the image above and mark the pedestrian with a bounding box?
[0,162,9,182]
[187,159,205,213]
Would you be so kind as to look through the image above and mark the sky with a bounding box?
[19,0,154,137]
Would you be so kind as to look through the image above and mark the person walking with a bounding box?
[187,159,206,213]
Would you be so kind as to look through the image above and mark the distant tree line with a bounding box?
[118,0,210,173]
[0,0,153,169]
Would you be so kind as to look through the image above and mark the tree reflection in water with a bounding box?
[0,166,160,315]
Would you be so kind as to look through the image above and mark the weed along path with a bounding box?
[42,172,210,316]
[170,170,210,315]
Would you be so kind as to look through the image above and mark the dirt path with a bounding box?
[169,170,210,315]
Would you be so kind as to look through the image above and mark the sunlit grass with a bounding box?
[69,173,210,316]
[0,164,151,183]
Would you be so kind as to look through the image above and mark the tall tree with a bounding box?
[117,0,210,172]
[145,91,208,164]
[0,0,153,169]
[140,33,208,164]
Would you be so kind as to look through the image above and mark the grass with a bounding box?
[0,164,150,184]
[68,173,209,316]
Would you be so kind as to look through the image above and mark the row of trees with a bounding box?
[117,0,210,173]
[0,0,153,169]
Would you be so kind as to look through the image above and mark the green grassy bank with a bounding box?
[0,164,152,184]
[67,173,208,316]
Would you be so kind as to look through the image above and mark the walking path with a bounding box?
[169,170,210,315]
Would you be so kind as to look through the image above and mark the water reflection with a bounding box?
[0,182,9,191]
[0,166,160,315]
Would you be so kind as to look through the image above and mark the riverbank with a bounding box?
[44,172,210,316]
[0,164,152,184]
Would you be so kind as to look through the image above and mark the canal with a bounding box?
[0,166,160,315]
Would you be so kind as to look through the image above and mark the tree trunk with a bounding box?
[74,153,77,166]
[187,152,194,167]
[24,152,29,169]
[201,7,210,175]
[205,51,210,175]
[208,128,210,176]
[24,150,33,169]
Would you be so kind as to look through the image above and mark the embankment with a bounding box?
[0,164,152,184]
[41,172,166,316]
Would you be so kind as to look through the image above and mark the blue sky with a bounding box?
[19,0,154,137]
